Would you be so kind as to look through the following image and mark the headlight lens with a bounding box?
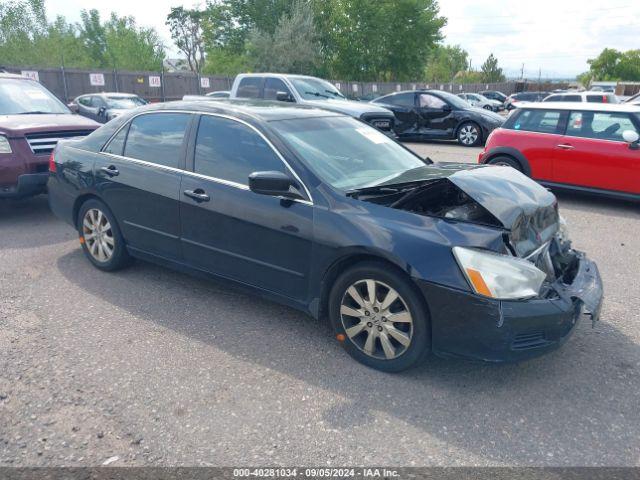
[0,135,12,154]
[453,246,547,300]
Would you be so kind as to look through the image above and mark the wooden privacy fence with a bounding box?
[3,65,564,102]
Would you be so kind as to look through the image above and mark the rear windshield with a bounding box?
[0,78,69,115]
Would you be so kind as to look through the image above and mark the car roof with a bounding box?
[545,91,616,98]
[518,102,640,113]
[78,92,139,98]
[136,98,344,122]
[236,73,322,81]
[0,72,36,80]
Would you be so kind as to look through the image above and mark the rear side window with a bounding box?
[566,112,638,142]
[124,113,190,168]
[546,95,581,102]
[194,115,286,186]
[586,94,619,104]
[264,78,292,100]
[236,77,263,98]
[510,109,563,134]
[103,125,129,156]
[379,93,415,107]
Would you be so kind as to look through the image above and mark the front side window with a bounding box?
[0,78,69,115]
[124,113,190,168]
[272,116,425,191]
[78,97,92,107]
[419,94,446,109]
[194,115,286,186]
[236,77,263,98]
[510,109,563,134]
[566,112,638,142]
[106,96,147,109]
[264,78,293,101]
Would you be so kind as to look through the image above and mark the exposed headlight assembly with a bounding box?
[453,246,547,300]
[0,134,12,154]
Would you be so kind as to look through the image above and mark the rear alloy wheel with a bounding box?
[488,156,523,173]
[77,199,131,271]
[457,122,481,147]
[329,262,430,372]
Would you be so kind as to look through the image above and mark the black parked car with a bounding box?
[69,93,148,123]
[48,100,603,372]
[480,90,508,104]
[371,90,504,146]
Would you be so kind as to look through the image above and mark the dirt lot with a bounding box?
[1,141,639,467]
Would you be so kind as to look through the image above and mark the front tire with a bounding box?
[329,262,430,372]
[457,122,482,147]
[77,199,131,271]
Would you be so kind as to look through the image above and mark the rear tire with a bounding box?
[77,199,131,271]
[329,261,430,372]
[487,156,523,173]
[457,122,482,147]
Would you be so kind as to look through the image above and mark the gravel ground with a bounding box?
[1,141,639,467]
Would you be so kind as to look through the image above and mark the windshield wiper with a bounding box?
[304,91,330,99]
[325,89,344,98]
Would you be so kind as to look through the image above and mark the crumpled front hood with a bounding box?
[379,163,559,256]
[303,99,394,117]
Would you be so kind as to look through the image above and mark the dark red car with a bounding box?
[0,73,99,199]
[479,103,640,199]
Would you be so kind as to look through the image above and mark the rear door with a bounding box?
[179,114,313,300]
[376,93,417,136]
[553,110,640,193]
[95,112,193,259]
[417,93,456,138]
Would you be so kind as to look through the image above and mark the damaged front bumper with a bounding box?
[417,250,603,362]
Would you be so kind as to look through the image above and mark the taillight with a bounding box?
[602,95,608,103]
[48,152,56,173]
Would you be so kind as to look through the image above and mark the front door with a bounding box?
[179,114,313,301]
[553,111,640,194]
[94,112,192,259]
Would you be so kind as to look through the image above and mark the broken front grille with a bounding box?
[25,130,93,155]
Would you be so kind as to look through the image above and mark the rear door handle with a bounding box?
[100,165,119,176]
[183,189,210,202]
[557,144,574,150]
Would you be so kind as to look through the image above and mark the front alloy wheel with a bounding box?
[458,122,481,146]
[340,279,413,360]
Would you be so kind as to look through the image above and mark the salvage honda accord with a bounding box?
[48,100,603,372]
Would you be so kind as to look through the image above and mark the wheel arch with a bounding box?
[72,193,104,225]
[481,146,532,176]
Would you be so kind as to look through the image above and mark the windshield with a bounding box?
[272,116,425,190]
[290,77,345,101]
[106,96,147,109]
[435,91,471,109]
[0,78,69,115]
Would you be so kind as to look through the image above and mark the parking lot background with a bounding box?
[1,142,639,466]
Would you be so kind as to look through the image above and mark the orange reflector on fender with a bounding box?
[466,268,493,297]
[79,236,85,244]
[336,334,346,342]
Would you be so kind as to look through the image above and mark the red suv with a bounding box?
[0,73,99,199]
[479,103,640,199]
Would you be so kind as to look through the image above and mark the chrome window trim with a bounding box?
[99,109,314,205]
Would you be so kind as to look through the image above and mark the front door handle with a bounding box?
[557,143,574,150]
[183,189,210,202]
[100,165,119,176]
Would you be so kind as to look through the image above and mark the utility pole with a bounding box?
[521,63,525,80]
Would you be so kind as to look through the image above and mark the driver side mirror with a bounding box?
[441,104,452,112]
[276,91,295,103]
[98,106,107,116]
[249,171,295,197]
[622,130,639,149]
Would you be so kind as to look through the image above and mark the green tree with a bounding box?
[166,7,206,73]
[480,53,505,83]
[79,10,107,67]
[246,1,321,75]
[585,48,640,81]
[424,44,469,82]
[316,0,445,81]
[103,14,165,71]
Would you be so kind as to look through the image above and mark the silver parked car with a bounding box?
[458,93,504,112]
[69,93,148,123]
